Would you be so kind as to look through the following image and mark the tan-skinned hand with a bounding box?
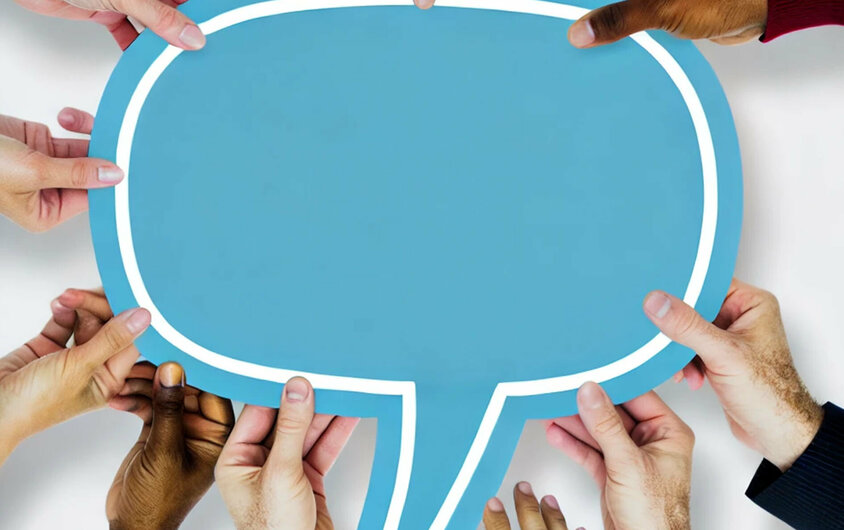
[215,377,359,529]
[644,279,824,471]
[106,361,235,530]
[483,482,570,530]
[0,108,123,232]
[0,289,150,466]
[544,383,694,530]
[15,0,205,51]
[567,0,769,48]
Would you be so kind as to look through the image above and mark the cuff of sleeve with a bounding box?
[746,402,844,529]
[762,0,844,42]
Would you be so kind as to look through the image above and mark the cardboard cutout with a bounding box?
[89,1,742,527]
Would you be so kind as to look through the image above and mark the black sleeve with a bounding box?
[745,402,844,529]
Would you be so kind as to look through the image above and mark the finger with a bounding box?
[267,377,315,472]
[109,395,153,423]
[577,382,639,469]
[50,138,90,159]
[545,422,606,486]
[59,288,113,321]
[198,392,235,426]
[24,298,78,357]
[643,291,734,369]
[303,413,335,455]
[622,391,694,444]
[146,362,186,455]
[69,308,150,371]
[57,108,95,136]
[540,495,568,530]
[218,405,277,469]
[514,482,546,530]
[102,15,141,50]
[306,416,360,476]
[24,151,124,190]
[549,405,636,451]
[117,377,154,398]
[126,360,157,380]
[568,0,657,48]
[414,0,435,9]
[683,357,706,390]
[482,497,511,530]
[111,0,206,50]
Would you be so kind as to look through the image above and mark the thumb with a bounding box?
[267,377,315,473]
[643,290,732,366]
[147,362,186,454]
[577,382,639,472]
[25,151,124,190]
[568,0,658,48]
[110,0,206,50]
[69,308,150,371]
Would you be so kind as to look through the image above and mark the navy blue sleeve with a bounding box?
[745,402,844,529]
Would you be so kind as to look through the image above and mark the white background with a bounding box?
[1,3,843,529]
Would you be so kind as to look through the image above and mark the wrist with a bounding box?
[765,401,824,471]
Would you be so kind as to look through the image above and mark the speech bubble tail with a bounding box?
[394,380,510,529]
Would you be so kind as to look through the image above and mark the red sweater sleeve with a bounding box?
[762,0,844,41]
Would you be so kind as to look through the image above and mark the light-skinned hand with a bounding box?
[106,361,235,530]
[15,0,205,51]
[544,383,694,530]
[0,108,123,232]
[0,292,150,466]
[215,377,359,529]
[644,279,824,471]
[567,0,768,48]
[483,482,570,530]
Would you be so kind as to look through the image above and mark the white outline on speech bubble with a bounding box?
[111,1,717,527]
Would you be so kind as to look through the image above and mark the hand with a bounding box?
[567,0,768,48]
[0,293,150,465]
[0,108,123,232]
[215,377,359,529]
[643,279,824,471]
[545,383,694,530]
[483,482,570,530]
[15,0,205,51]
[106,362,235,530]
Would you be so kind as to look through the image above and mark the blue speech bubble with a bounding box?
[89,0,741,527]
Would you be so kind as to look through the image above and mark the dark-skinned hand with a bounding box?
[106,361,235,530]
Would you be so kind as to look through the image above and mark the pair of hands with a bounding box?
[0,289,358,528]
[488,279,822,529]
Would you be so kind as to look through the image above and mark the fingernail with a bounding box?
[578,381,606,410]
[487,497,504,512]
[644,292,671,319]
[119,307,151,334]
[159,362,184,388]
[285,378,309,403]
[542,495,559,510]
[57,109,76,128]
[517,481,533,495]
[569,20,595,47]
[179,24,206,49]
[51,298,71,313]
[98,167,124,183]
[58,289,81,306]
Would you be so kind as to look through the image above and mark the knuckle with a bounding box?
[155,394,184,415]
[275,414,308,436]
[154,5,182,29]
[594,414,625,438]
[592,2,629,38]
[102,324,129,352]
[69,161,90,188]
